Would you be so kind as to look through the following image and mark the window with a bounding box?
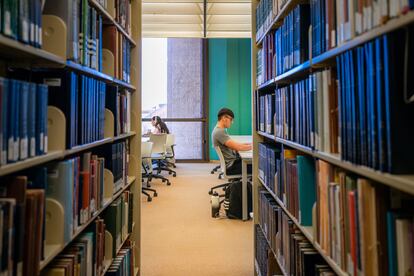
[142,38,207,160]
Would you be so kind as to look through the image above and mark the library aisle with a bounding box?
[141,163,253,276]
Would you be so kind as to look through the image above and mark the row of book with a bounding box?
[106,87,132,137]
[336,27,414,174]
[274,69,339,153]
[312,0,414,57]
[259,146,414,276]
[254,225,280,276]
[257,4,310,84]
[114,0,133,35]
[106,240,135,276]
[43,0,132,83]
[43,191,134,276]
[97,141,129,194]
[255,0,290,41]
[0,148,131,275]
[258,144,316,227]
[42,224,106,276]
[275,5,310,77]
[103,26,132,83]
[1,0,43,48]
[257,93,275,134]
[0,77,48,166]
[44,0,102,70]
[257,191,334,275]
[37,70,107,149]
[0,176,45,276]
[315,159,414,276]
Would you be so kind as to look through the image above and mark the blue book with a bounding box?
[297,155,315,226]
[383,34,392,173]
[38,84,48,154]
[375,38,387,172]
[28,83,36,158]
[7,80,19,163]
[357,47,367,166]
[0,78,8,166]
[368,42,378,170]
[364,43,373,168]
[19,82,29,160]
[349,50,358,164]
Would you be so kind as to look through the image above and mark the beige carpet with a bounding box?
[141,163,254,276]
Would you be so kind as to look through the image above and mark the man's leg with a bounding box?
[226,159,242,175]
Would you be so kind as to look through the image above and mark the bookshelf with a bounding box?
[252,0,414,275]
[0,0,142,275]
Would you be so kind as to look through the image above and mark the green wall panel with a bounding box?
[208,38,252,160]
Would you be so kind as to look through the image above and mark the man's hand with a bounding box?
[224,139,252,152]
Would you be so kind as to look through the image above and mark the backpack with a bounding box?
[223,180,252,219]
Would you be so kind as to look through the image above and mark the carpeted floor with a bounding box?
[141,163,253,276]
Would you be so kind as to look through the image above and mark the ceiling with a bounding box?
[142,0,252,38]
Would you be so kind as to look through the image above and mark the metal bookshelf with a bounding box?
[0,1,142,272]
[252,2,414,276]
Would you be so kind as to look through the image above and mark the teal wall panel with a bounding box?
[208,38,252,160]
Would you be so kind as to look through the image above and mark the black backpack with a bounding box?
[223,181,252,219]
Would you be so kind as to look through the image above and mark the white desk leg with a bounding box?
[242,159,248,221]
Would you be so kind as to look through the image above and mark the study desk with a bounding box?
[230,135,252,221]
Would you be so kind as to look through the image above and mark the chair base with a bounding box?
[210,165,220,174]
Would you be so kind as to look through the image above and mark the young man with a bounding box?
[212,108,252,175]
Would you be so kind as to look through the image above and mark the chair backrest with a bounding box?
[166,134,175,147]
[214,146,228,176]
[149,133,167,154]
[141,141,153,158]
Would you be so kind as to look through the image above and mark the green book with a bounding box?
[297,155,316,226]
[2,0,18,38]
[104,197,122,256]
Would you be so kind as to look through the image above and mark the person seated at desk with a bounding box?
[151,116,170,134]
[212,108,252,175]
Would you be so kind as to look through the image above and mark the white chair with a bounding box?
[149,134,174,182]
[165,134,176,168]
[208,146,242,195]
[141,142,158,201]
[150,133,177,177]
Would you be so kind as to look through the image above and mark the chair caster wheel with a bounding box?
[148,197,152,202]
[173,173,177,177]
[208,190,213,195]
[169,171,172,175]
[173,165,177,168]
[162,179,166,183]
[154,192,158,197]
[211,171,214,174]
[167,181,171,186]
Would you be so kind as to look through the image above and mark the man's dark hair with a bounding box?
[217,108,234,120]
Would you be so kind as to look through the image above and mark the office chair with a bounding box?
[149,134,172,185]
[165,134,177,170]
[141,141,158,201]
[150,133,176,177]
[208,146,242,195]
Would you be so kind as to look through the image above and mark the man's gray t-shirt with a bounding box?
[212,126,239,168]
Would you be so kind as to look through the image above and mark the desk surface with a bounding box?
[230,135,252,144]
[239,150,252,159]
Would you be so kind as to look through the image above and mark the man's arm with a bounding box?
[224,139,252,152]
